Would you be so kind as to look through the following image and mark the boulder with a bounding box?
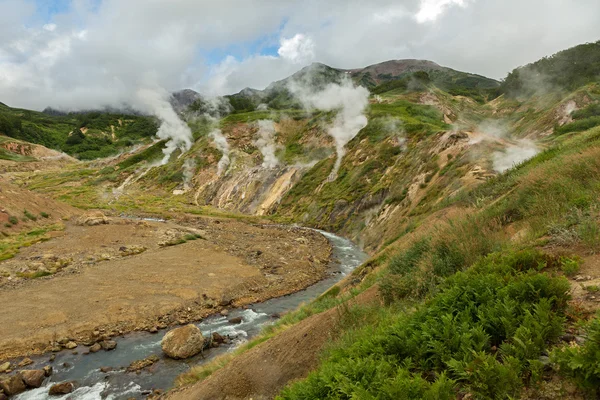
[161,324,204,359]
[48,381,75,395]
[0,362,10,373]
[101,340,117,351]
[89,343,102,353]
[228,316,243,324]
[20,369,46,388]
[76,211,109,226]
[0,375,26,396]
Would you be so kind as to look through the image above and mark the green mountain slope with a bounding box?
[0,104,158,160]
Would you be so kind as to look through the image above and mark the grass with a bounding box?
[0,223,64,261]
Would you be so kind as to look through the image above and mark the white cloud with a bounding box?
[278,33,315,63]
[416,0,468,23]
[0,0,599,109]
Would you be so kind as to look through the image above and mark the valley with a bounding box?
[0,39,600,399]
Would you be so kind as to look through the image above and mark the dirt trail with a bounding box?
[165,285,381,400]
[0,216,331,361]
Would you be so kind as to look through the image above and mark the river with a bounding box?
[13,230,367,399]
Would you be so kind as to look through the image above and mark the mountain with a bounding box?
[502,39,600,96]
[0,103,158,160]
[224,59,501,112]
[170,89,203,113]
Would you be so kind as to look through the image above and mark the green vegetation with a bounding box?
[503,40,600,97]
[0,103,159,159]
[23,209,37,221]
[279,250,569,399]
[553,314,600,396]
[0,224,63,261]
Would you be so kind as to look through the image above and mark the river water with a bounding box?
[13,230,367,400]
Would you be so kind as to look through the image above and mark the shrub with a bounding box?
[40,212,50,218]
[8,216,17,225]
[4,223,11,228]
[560,256,581,277]
[552,314,600,396]
[23,209,37,221]
[280,250,570,399]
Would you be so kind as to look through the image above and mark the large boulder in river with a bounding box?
[161,324,204,359]
[0,374,26,396]
[20,369,46,388]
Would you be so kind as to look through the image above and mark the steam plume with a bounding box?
[255,120,279,168]
[289,77,369,180]
[209,129,230,175]
[136,87,193,164]
[182,158,196,190]
[492,140,539,172]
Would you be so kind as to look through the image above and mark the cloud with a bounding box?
[415,0,469,23]
[0,0,599,110]
[278,34,315,63]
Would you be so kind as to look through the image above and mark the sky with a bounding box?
[0,0,599,111]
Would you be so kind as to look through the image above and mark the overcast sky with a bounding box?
[0,0,598,110]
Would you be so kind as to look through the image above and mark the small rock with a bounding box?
[89,343,102,353]
[0,362,10,373]
[62,362,71,368]
[100,367,113,373]
[0,375,26,396]
[101,340,117,351]
[64,341,77,349]
[20,370,46,388]
[43,366,53,377]
[212,332,225,344]
[72,351,78,355]
[149,327,158,334]
[220,310,229,317]
[228,316,243,324]
[18,358,33,367]
[49,355,56,362]
[561,334,575,342]
[126,355,159,373]
[575,335,587,345]
[48,381,75,395]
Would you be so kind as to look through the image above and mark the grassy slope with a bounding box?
[0,103,158,160]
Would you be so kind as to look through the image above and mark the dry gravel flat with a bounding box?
[0,216,331,361]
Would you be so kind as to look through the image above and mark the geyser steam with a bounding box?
[492,140,539,172]
[255,120,279,168]
[289,78,369,180]
[209,129,230,175]
[182,158,196,190]
[136,87,193,164]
